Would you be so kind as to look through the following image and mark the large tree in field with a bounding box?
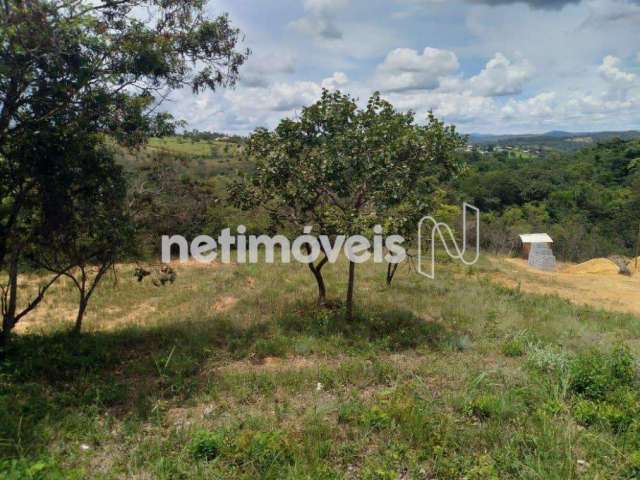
[33,136,133,334]
[233,90,465,320]
[0,0,249,355]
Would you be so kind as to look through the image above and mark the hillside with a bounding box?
[4,256,640,478]
[458,137,640,261]
[468,130,640,153]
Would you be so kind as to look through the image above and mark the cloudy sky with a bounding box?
[165,0,640,135]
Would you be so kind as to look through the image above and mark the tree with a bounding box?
[233,90,465,320]
[0,0,249,354]
[34,139,133,333]
[126,151,218,256]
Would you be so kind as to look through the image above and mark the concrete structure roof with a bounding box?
[519,233,553,243]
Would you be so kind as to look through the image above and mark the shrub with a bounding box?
[569,346,636,400]
[360,406,393,430]
[0,459,74,480]
[337,399,364,425]
[189,430,223,461]
[573,399,631,432]
[525,343,569,373]
[625,451,640,477]
[244,431,292,472]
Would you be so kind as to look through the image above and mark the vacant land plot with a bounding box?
[3,257,640,479]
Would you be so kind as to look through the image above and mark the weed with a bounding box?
[189,430,223,461]
[569,346,636,400]
[501,337,526,357]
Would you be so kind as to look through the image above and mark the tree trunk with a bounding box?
[0,248,19,360]
[307,262,327,306]
[386,263,399,286]
[73,297,88,334]
[304,245,328,306]
[0,322,9,361]
[346,261,355,321]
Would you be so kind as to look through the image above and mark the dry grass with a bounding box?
[490,256,640,316]
[3,254,640,478]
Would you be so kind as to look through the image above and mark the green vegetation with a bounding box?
[2,257,640,478]
[459,137,640,260]
[2,2,640,476]
[231,90,464,316]
[0,0,248,350]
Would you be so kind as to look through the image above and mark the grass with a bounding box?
[2,255,640,478]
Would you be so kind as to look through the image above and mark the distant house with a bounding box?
[519,233,556,271]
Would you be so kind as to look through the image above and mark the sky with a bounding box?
[164,0,640,135]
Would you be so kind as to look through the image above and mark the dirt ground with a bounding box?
[488,256,640,317]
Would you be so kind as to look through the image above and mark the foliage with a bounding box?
[33,139,133,332]
[500,331,528,357]
[0,0,248,347]
[189,430,223,461]
[457,139,640,260]
[0,458,77,480]
[232,90,465,315]
[568,346,636,401]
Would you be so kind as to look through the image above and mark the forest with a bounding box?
[458,138,640,261]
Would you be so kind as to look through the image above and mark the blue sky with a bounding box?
[166,0,640,134]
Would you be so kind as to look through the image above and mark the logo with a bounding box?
[161,203,480,279]
[416,202,480,279]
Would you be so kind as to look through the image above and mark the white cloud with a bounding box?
[383,90,498,124]
[240,53,297,88]
[290,0,350,39]
[374,47,460,92]
[501,92,557,120]
[598,55,636,87]
[225,81,323,114]
[304,0,350,14]
[468,53,533,96]
[321,72,349,89]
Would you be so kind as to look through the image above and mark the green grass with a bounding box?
[2,255,640,478]
[148,136,242,158]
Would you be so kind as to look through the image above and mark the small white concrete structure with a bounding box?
[519,233,556,271]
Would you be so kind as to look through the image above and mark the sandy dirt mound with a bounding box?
[562,257,640,275]
[562,258,619,275]
[493,257,640,317]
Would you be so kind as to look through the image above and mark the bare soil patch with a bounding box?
[213,295,238,312]
[489,257,640,316]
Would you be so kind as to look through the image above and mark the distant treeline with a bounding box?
[456,138,640,261]
[180,129,246,144]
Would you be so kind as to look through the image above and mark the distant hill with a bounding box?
[467,130,640,152]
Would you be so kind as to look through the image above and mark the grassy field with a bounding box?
[2,255,640,479]
[147,137,243,158]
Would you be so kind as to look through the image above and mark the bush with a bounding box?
[0,459,75,480]
[337,399,364,425]
[625,451,640,477]
[573,399,632,432]
[242,431,292,472]
[569,346,636,400]
[525,343,569,373]
[360,406,393,430]
[189,430,223,461]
